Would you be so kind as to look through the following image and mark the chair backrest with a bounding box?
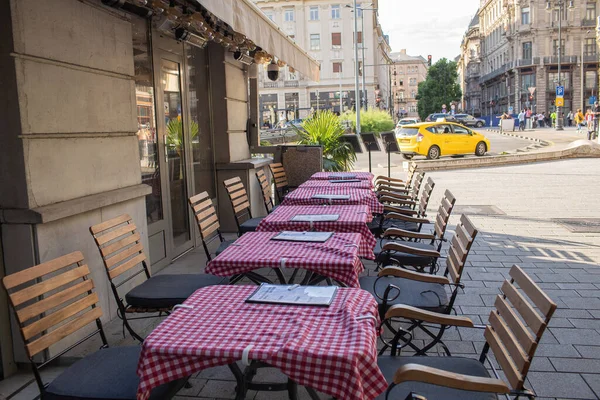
[2,251,105,391]
[189,191,223,261]
[256,168,275,214]
[406,163,417,186]
[268,163,288,201]
[433,189,457,243]
[416,177,435,217]
[223,176,252,230]
[408,172,425,201]
[483,265,557,392]
[89,215,149,295]
[444,214,478,287]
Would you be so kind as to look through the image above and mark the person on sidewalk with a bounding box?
[567,110,573,127]
[525,108,532,129]
[575,109,585,133]
[518,109,526,131]
[550,111,557,128]
[594,101,600,139]
[586,109,595,140]
[537,112,545,128]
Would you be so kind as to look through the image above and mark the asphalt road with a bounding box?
[353,130,533,170]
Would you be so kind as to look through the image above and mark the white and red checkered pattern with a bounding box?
[256,205,376,259]
[206,232,364,287]
[299,179,374,190]
[136,286,387,400]
[310,171,374,182]
[281,187,384,214]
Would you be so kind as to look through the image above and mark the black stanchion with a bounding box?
[380,131,399,178]
[360,132,381,173]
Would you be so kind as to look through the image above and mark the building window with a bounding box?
[552,7,567,21]
[585,38,597,56]
[332,32,342,48]
[586,2,597,21]
[409,78,417,86]
[357,31,363,44]
[586,71,597,89]
[331,4,340,19]
[310,34,320,50]
[284,9,294,22]
[333,62,343,73]
[522,41,532,59]
[309,6,319,20]
[521,7,530,24]
[411,90,416,98]
[553,39,565,56]
[548,71,571,89]
[357,6,363,17]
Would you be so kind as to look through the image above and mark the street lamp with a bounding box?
[546,0,574,131]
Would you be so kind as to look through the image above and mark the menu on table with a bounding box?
[291,214,340,222]
[328,179,362,183]
[328,174,357,179]
[271,231,334,242]
[246,284,338,306]
[312,194,351,200]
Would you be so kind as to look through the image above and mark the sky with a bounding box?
[378,0,481,61]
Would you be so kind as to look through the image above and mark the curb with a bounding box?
[485,128,552,147]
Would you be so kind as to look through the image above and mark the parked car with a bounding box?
[396,117,420,127]
[283,119,303,128]
[454,113,486,128]
[394,121,490,160]
[425,113,457,122]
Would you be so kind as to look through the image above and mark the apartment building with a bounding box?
[457,13,483,116]
[390,49,428,118]
[253,0,392,125]
[474,0,599,116]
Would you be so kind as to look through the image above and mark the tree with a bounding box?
[416,58,462,121]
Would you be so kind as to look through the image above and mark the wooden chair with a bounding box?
[378,172,425,205]
[90,214,223,341]
[378,265,557,400]
[189,191,235,261]
[375,163,418,192]
[361,214,478,357]
[256,168,277,214]
[1,252,185,399]
[370,177,435,237]
[268,162,290,203]
[374,190,457,273]
[223,177,264,236]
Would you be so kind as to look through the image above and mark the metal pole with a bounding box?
[556,1,564,130]
[353,0,361,135]
[581,36,585,111]
[361,11,366,110]
[339,70,343,114]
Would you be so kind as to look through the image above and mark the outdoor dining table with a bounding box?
[280,187,384,214]
[136,285,387,400]
[256,205,376,259]
[310,171,375,182]
[206,231,365,287]
[298,179,374,190]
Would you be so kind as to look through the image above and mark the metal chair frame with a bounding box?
[256,168,276,214]
[223,176,255,236]
[268,162,290,203]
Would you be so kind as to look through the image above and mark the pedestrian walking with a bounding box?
[575,109,585,133]
[518,109,526,131]
[550,111,557,128]
[586,109,595,140]
[594,101,600,139]
[537,112,545,128]
[525,108,532,129]
[567,110,573,127]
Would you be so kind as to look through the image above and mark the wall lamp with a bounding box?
[233,50,254,66]
[175,27,208,49]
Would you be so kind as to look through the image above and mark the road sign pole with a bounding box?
[556,4,563,131]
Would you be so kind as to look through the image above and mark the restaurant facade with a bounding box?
[0,0,318,377]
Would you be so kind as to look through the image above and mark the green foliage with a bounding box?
[293,110,357,172]
[416,58,462,121]
[166,118,198,148]
[341,108,395,134]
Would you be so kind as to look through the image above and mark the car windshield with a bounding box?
[396,127,419,136]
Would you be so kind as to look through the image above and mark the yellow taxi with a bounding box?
[394,121,491,160]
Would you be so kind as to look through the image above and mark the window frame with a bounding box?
[333,62,343,73]
[284,8,294,22]
[522,41,532,59]
[586,2,597,21]
[331,32,342,48]
[331,4,341,19]
[309,6,319,21]
[310,33,320,51]
[521,7,530,24]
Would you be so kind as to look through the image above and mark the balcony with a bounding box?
[284,81,299,88]
[479,62,514,84]
[543,55,578,65]
[263,81,280,89]
[582,19,596,27]
[583,54,599,63]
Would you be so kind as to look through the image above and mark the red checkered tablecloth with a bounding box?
[206,232,364,287]
[256,205,376,259]
[310,171,374,181]
[136,286,386,400]
[281,187,384,214]
[299,179,374,190]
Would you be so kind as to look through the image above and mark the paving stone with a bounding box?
[534,273,578,283]
[467,272,507,281]
[550,328,600,345]
[197,379,238,399]
[528,372,596,399]
[551,358,600,373]
[176,379,208,397]
[582,374,600,398]
[561,297,600,310]
[575,345,600,359]
[535,344,580,358]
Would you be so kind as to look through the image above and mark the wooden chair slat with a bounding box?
[461,214,478,236]
[484,326,524,390]
[455,223,472,253]
[22,293,100,340]
[273,171,286,179]
[232,194,249,207]
[495,295,536,353]
[234,202,251,214]
[194,206,216,222]
[188,191,210,204]
[509,265,557,317]
[192,198,213,213]
[439,203,449,220]
[108,253,146,280]
[100,233,141,258]
[451,234,469,260]
[223,177,241,186]
[226,182,245,193]
[11,265,90,307]
[434,214,446,237]
[444,189,456,204]
[489,311,530,372]
[17,280,94,322]
[501,280,545,333]
[95,223,136,246]
[25,307,102,358]
[447,257,459,283]
[202,221,220,239]
[105,243,144,269]
[89,214,131,235]
[441,197,453,212]
[2,251,84,289]
[200,214,219,230]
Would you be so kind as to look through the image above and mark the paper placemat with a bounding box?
[246,284,338,306]
[291,214,340,222]
[271,231,334,242]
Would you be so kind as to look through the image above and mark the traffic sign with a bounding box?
[528,87,536,95]
[555,97,564,107]
[590,96,597,105]
[508,106,514,114]
[556,86,564,97]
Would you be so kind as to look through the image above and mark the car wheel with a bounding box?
[427,145,440,160]
[476,121,484,128]
[402,154,414,160]
[475,141,487,156]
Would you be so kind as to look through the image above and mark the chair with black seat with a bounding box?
[268,162,290,203]
[361,214,478,356]
[189,191,235,261]
[374,190,457,272]
[223,176,264,236]
[90,215,224,342]
[1,251,186,400]
[377,265,557,400]
[256,168,277,214]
